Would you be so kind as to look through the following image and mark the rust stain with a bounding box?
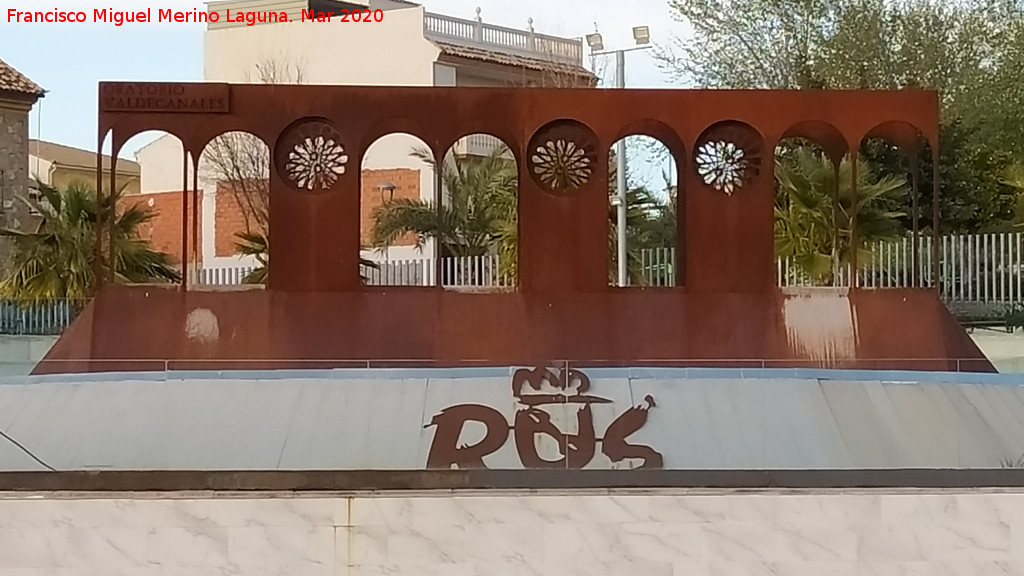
[783,289,858,366]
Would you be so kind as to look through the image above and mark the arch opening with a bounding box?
[360,132,440,287]
[433,132,519,291]
[774,122,852,289]
[607,133,680,288]
[857,125,930,290]
[194,130,271,288]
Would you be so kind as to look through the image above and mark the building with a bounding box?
[28,139,141,194]
[133,0,593,275]
[0,58,44,274]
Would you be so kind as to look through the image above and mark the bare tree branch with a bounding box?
[199,57,306,237]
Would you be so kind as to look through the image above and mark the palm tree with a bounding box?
[0,181,180,301]
[370,144,517,282]
[371,145,677,285]
[774,147,908,285]
[233,230,380,285]
[234,231,268,285]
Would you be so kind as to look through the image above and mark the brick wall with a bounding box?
[214,181,263,257]
[137,169,422,264]
[359,168,420,248]
[212,168,421,258]
[121,191,200,266]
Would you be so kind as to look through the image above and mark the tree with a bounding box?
[998,163,1024,230]
[658,0,1024,233]
[861,120,1018,233]
[775,147,908,284]
[370,144,517,280]
[0,182,180,300]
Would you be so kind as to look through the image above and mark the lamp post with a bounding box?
[587,25,651,287]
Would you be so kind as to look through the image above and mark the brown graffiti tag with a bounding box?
[424,367,663,469]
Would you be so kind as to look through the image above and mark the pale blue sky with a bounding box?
[1,0,680,187]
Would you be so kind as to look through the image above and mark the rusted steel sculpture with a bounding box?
[33,83,993,374]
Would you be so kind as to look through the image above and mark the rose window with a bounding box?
[695,140,752,195]
[527,120,599,195]
[276,120,348,192]
[531,139,593,192]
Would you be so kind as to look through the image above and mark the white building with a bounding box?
[134,0,593,275]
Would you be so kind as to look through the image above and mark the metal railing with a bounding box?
[199,266,254,285]
[778,232,1024,305]
[0,299,87,336]
[23,357,1011,374]
[195,232,1024,305]
[362,254,512,288]
[423,12,583,64]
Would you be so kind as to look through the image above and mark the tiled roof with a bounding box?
[433,41,596,83]
[29,140,140,175]
[0,57,43,98]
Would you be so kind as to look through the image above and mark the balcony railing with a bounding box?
[451,133,508,157]
[424,11,584,65]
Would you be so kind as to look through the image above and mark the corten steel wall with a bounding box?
[33,84,992,374]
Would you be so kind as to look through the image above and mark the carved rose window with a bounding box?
[531,139,593,192]
[527,120,599,195]
[276,120,348,192]
[695,140,750,195]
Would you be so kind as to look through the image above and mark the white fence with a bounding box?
[778,232,1024,305]
[196,232,1024,305]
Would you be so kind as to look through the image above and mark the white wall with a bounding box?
[134,134,190,194]
[203,6,438,85]
[0,335,55,377]
[3,490,1024,574]
[25,155,52,185]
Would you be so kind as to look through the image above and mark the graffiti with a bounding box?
[424,367,663,470]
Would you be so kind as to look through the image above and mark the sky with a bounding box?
[0,0,685,187]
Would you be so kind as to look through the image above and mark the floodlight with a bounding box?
[632,26,650,45]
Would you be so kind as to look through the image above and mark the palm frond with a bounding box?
[775,146,909,284]
[0,182,180,301]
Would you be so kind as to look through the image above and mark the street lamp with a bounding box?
[589,25,652,287]
[379,181,396,203]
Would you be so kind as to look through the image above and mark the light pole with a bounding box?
[587,25,651,287]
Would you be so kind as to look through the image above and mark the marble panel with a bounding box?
[0,491,1022,576]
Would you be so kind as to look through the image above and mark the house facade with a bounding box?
[133,0,593,275]
[29,140,141,195]
[0,58,44,276]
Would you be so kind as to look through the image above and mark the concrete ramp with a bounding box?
[1,368,1023,471]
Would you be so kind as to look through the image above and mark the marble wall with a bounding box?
[2,490,1024,575]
